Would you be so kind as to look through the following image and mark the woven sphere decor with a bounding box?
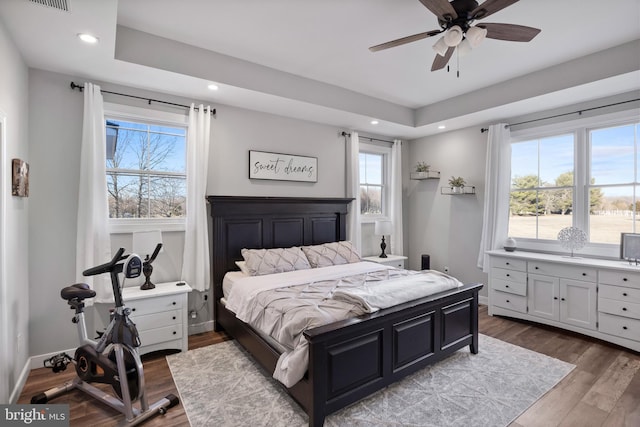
[557,226,587,257]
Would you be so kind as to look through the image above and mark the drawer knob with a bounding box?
[506,299,510,303]
[582,273,587,276]
[173,316,176,320]
[623,292,628,297]
[535,266,539,270]
[506,274,510,277]
[622,307,627,311]
[623,326,628,330]
[506,262,510,265]
[506,285,510,288]
[172,302,177,305]
[132,308,136,312]
[561,297,566,301]
[623,278,628,281]
[554,297,558,300]
[173,331,177,335]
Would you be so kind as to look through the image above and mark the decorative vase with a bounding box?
[504,237,517,252]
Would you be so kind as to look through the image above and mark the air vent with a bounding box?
[27,0,70,12]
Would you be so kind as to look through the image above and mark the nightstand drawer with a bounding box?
[131,309,182,330]
[528,262,596,282]
[491,290,527,313]
[599,270,640,288]
[599,312,640,342]
[138,325,183,347]
[492,278,526,296]
[127,294,183,315]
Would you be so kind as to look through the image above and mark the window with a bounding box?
[508,110,640,256]
[359,143,391,218]
[104,104,188,231]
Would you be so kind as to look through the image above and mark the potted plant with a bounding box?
[411,162,434,179]
[448,176,466,193]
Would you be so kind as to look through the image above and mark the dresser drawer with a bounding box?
[491,290,527,313]
[130,309,182,331]
[598,298,640,319]
[599,284,640,305]
[528,261,596,282]
[599,312,640,342]
[492,278,527,296]
[492,257,526,272]
[599,270,640,288]
[138,324,183,347]
[127,294,183,315]
[491,267,527,284]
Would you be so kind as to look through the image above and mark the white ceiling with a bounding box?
[1,0,639,138]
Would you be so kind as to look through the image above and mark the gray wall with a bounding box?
[0,18,30,402]
[407,127,489,296]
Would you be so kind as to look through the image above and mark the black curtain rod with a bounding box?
[70,82,216,116]
[340,131,394,144]
[480,98,639,133]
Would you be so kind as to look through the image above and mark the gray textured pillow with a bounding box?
[302,241,361,268]
[241,247,311,276]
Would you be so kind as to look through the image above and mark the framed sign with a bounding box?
[249,150,317,182]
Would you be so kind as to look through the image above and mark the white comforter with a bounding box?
[224,262,463,387]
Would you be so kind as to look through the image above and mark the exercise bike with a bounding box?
[32,247,179,426]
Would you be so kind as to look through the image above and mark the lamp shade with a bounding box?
[432,36,448,56]
[443,25,463,47]
[466,26,487,48]
[132,230,163,257]
[374,220,393,236]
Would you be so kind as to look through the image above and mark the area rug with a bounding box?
[166,334,574,427]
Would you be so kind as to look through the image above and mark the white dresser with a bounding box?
[363,254,407,268]
[122,282,192,355]
[488,250,639,352]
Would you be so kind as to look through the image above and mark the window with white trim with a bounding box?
[508,110,640,256]
[104,104,188,232]
[359,142,391,219]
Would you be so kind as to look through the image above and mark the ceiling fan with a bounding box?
[369,0,541,71]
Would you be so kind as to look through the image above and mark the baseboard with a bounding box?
[9,357,32,404]
[479,295,488,306]
[188,320,214,335]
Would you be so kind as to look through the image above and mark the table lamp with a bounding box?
[374,220,393,258]
[132,230,163,290]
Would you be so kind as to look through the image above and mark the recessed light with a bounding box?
[207,83,219,91]
[370,120,379,125]
[438,125,446,129]
[77,33,99,44]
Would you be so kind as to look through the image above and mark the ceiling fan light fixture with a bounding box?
[443,25,463,47]
[457,39,472,56]
[432,36,448,56]
[466,26,487,48]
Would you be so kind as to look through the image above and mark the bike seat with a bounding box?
[60,283,96,301]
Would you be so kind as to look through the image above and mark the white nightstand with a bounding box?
[363,255,408,269]
[122,281,192,355]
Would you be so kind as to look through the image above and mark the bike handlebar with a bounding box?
[82,248,127,277]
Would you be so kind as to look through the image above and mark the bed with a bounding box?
[208,196,482,426]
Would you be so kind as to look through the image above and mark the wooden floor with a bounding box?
[17,306,640,426]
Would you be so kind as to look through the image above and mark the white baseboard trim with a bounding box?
[479,295,488,306]
[30,348,76,371]
[188,320,214,335]
[9,358,31,404]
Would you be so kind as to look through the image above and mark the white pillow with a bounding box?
[241,246,311,276]
[235,261,250,275]
[302,241,361,268]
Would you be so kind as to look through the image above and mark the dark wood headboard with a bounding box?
[207,196,353,304]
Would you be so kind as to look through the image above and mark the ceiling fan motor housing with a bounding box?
[438,0,480,31]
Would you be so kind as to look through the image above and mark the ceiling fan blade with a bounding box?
[478,23,541,42]
[369,29,442,52]
[471,0,519,20]
[431,46,455,71]
[418,0,458,21]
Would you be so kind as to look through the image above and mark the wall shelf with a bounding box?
[410,171,440,180]
[441,186,476,195]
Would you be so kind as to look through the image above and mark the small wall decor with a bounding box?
[410,161,440,179]
[12,158,29,197]
[249,150,317,182]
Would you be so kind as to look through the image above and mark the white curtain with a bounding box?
[346,132,361,251]
[477,123,512,272]
[390,139,404,255]
[76,83,111,303]
[181,104,212,292]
